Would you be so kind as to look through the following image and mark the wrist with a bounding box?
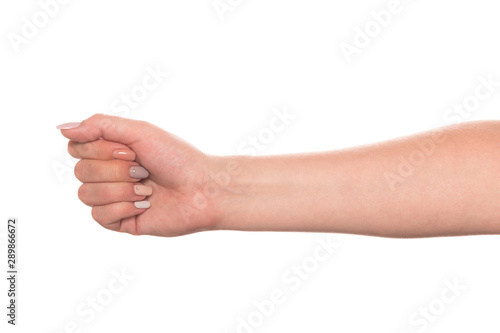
[207,155,250,231]
[208,152,343,233]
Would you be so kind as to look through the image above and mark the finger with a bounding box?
[68,139,136,161]
[119,216,140,235]
[91,201,150,232]
[74,159,149,183]
[78,183,153,206]
[57,113,156,145]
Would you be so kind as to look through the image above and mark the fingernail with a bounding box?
[134,201,150,209]
[113,149,136,161]
[134,185,153,196]
[130,166,149,179]
[56,122,81,130]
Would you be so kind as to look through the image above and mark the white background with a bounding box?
[1,0,500,332]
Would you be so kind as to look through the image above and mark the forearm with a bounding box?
[213,120,500,237]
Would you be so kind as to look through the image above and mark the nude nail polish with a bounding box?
[134,185,153,196]
[134,201,150,209]
[56,122,81,130]
[130,166,149,179]
[113,149,135,161]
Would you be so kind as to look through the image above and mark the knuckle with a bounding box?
[67,141,79,158]
[91,113,105,122]
[92,206,118,230]
[77,184,89,204]
[74,160,85,181]
[81,113,105,142]
[80,142,90,155]
[98,113,114,133]
[91,207,101,223]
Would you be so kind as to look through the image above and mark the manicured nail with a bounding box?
[113,149,136,161]
[134,201,150,209]
[134,185,153,196]
[56,122,81,130]
[130,166,149,179]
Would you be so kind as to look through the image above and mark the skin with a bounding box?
[60,113,500,238]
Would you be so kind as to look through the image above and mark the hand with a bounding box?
[59,114,220,237]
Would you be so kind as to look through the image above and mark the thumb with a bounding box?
[56,113,150,145]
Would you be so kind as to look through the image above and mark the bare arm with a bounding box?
[59,115,500,238]
[213,120,500,237]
